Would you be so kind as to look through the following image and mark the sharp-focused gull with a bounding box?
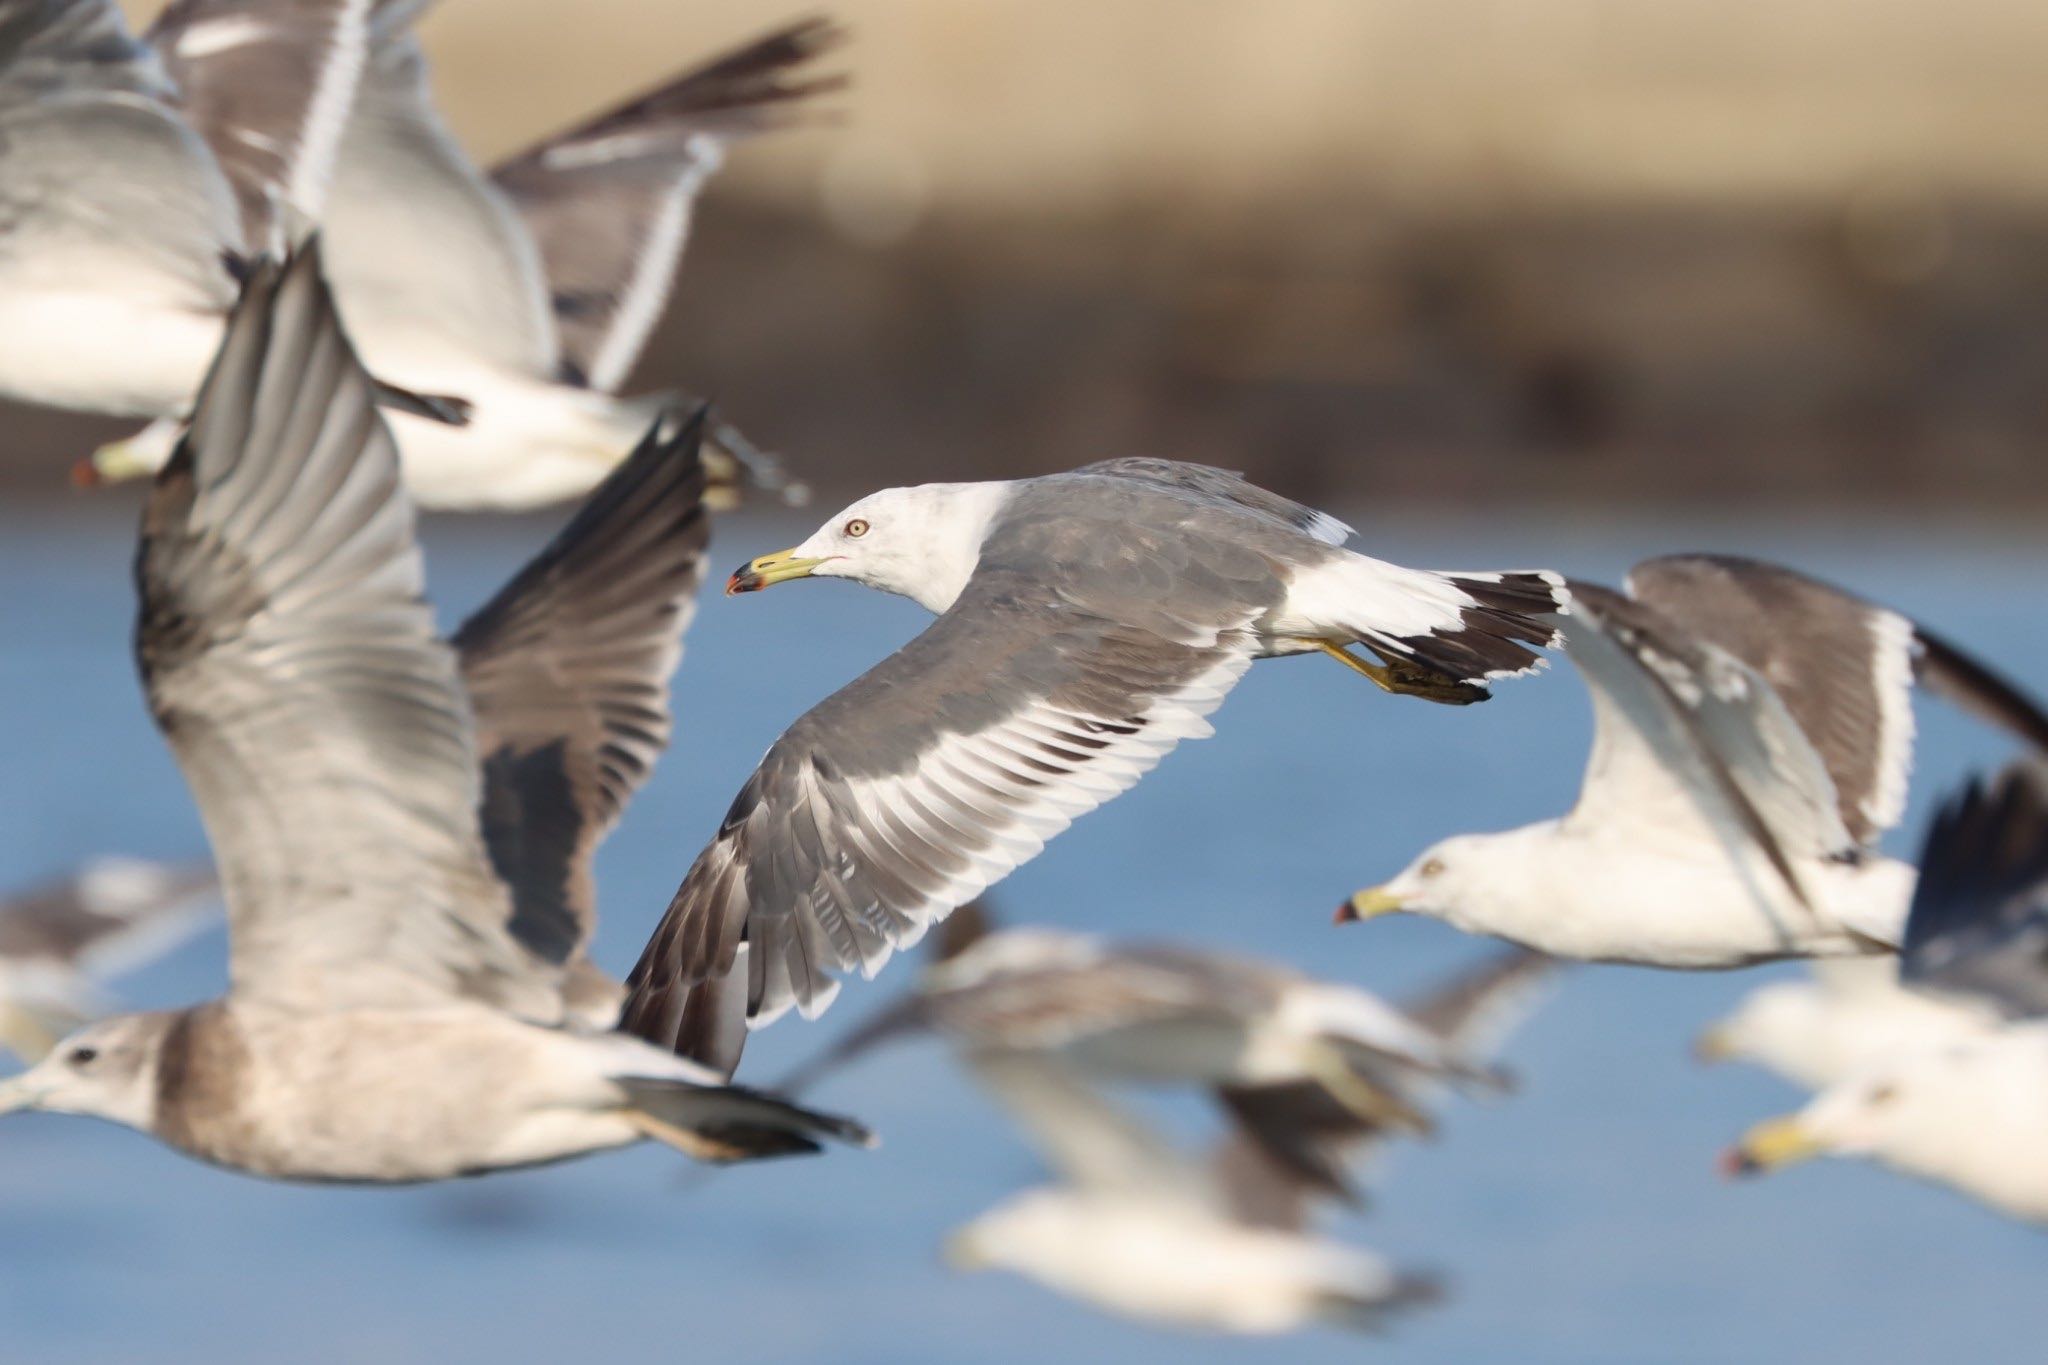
[1345,556,2048,967]
[620,460,1567,1069]
[1724,763,2048,1223]
[0,858,218,1061]
[0,0,364,421]
[0,246,867,1181]
[93,9,845,507]
[943,1052,1442,1335]
[1694,957,1994,1092]
[791,904,1557,1206]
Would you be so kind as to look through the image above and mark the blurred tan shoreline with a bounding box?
[9,0,2039,508]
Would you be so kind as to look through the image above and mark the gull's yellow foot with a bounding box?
[1311,641,1488,705]
[1302,1040,1434,1136]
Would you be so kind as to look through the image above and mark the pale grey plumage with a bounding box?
[624,460,1565,1068]
[490,16,846,391]
[0,243,868,1183]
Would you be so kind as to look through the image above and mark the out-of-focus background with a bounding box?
[3,0,2043,508]
[5,3,2048,1363]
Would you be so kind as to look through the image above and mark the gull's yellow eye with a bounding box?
[1869,1083,1899,1106]
[1420,857,1445,878]
[844,518,870,538]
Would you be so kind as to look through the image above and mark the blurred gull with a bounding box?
[1347,557,2048,966]
[94,9,845,507]
[943,1052,1441,1335]
[0,246,868,1181]
[0,0,364,423]
[619,458,1567,1069]
[0,858,217,1060]
[1724,762,2048,1223]
[793,904,1559,1205]
[1694,957,1993,1091]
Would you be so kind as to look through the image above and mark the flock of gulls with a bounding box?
[4,0,2048,1341]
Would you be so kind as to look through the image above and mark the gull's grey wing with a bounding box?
[144,0,368,249]
[622,571,1262,1066]
[968,1051,1201,1202]
[1211,1084,1368,1230]
[1400,946,1561,1059]
[136,243,552,1015]
[1072,458,1353,547]
[453,407,711,968]
[1562,582,1852,909]
[491,17,845,392]
[1900,762,2048,1018]
[320,7,556,376]
[0,0,240,292]
[1623,555,2048,849]
[0,859,216,979]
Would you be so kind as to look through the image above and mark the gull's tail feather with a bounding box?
[1346,569,1566,704]
[619,1075,873,1163]
[1314,1269,1447,1333]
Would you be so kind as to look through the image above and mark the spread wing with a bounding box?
[135,244,551,1015]
[1900,762,2048,1018]
[490,18,845,391]
[1073,458,1354,547]
[321,7,556,376]
[453,407,711,968]
[968,1052,1204,1203]
[144,0,368,248]
[621,572,1260,1067]
[1563,582,1854,910]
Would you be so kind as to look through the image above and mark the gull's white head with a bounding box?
[1695,979,1837,1080]
[1723,1032,2048,1220]
[0,1012,174,1132]
[726,481,1012,614]
[1340,828,1557,941]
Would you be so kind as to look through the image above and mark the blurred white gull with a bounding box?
[1695,957,1994,1092]
[0,0,364,422]
[1346,557,2048,967]
[0,857,217,1060]
[944,1051,1441,1335]
[0,247,867,1181]
[92,8,845,507]
[1724,762,2048,1224]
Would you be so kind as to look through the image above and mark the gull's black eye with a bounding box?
[844,518,870,538]
[68,1046,98,1067]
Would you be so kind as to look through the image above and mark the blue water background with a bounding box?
[1,498,2043,1363]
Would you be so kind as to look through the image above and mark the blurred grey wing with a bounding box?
[1213,1083,1373,1225]
[0,0,240,286]
[621,571,1260,1064]
[453,407,711,968]
[1072,458,1353,546]
[490,18,846,392]
[1400,946,1561,1060]
[1900,762,2048,1018]
[145,0,369,248]
[969,1052,1200,1202]
[136,245,548,1015]
[1563,583,1851,908]
[0,860,216,979]
[321,17,555,375]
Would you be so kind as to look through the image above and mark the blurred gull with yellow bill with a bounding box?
[1724,762,2048,1224]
